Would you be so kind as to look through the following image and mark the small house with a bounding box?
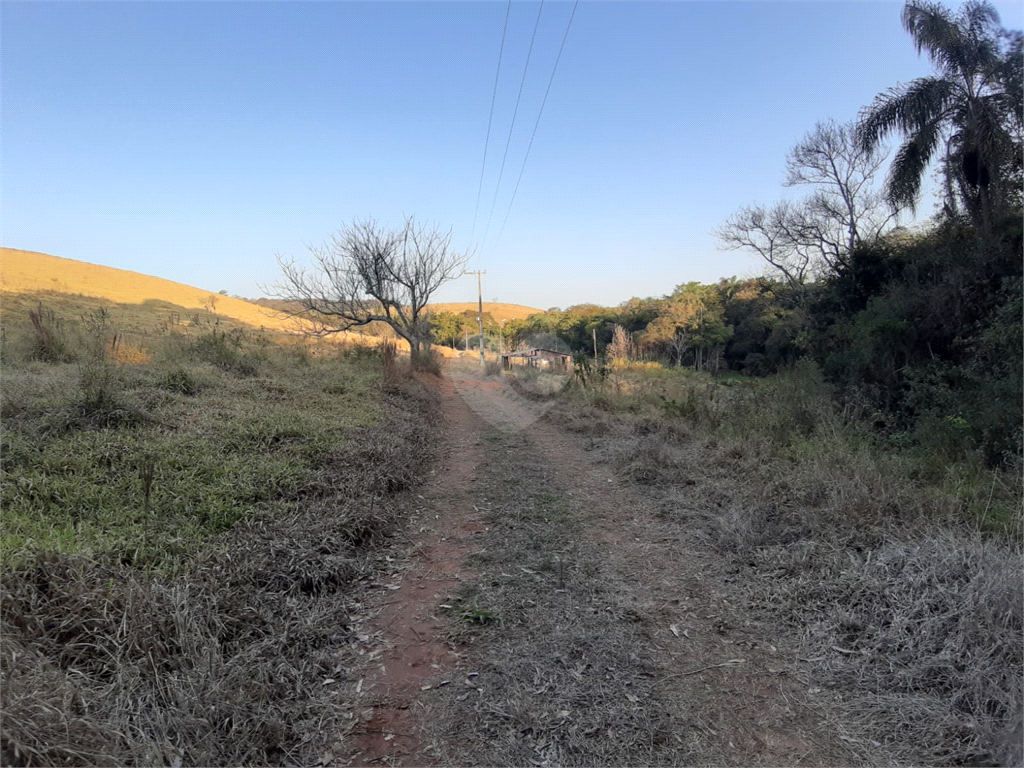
[501,348,573,372]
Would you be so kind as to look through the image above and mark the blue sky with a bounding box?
[3,1,1022,310]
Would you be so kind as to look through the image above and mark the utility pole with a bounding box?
[466,270,486,366]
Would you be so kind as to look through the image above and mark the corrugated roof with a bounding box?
[501,348,572,359]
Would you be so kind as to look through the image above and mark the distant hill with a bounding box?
[0,248,306,334]
[248,299,541,322]
[429,302,540,321]
[0,249,522,354]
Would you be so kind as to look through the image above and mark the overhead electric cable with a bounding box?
[480,0,545,254]
[470,0,513,243]
[496,0,580,245]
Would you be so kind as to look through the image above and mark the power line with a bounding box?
[496,0,580,246]
[480,0,545,255]
[470,0,513,243]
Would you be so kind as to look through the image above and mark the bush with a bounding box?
[571,354,608,388]
[189,329,260,376]
[416,347,444,376]
[337,341,381,363]
[26,304,77,363]
[158,368,202,396]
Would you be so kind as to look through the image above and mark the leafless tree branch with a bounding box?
[718,120,899,286]
[273,217,470,367]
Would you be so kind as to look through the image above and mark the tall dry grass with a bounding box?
[556,360,1023,766]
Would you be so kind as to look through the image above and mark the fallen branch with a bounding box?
[653,658,746,683]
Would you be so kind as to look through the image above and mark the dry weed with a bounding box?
[546,403,613,436]
[550,381,1023,766]
[610,434,691,485]
[753,533,1024,765]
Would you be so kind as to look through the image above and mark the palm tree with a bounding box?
[856,0,1022,227]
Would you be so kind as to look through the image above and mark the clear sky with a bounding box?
[3,1,1022,310]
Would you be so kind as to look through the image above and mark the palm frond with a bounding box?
[947,92,1016,164]
[856,77,952,152]
[970,100,1018,177]
[997,31,1023,127]
[903,0,1001,80]
[902,0,966,75]
[960,0,1000,46]
[886,119,944,211]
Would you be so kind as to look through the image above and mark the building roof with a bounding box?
[501,348,572,359]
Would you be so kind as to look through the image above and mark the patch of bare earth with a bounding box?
[342,374,490,767]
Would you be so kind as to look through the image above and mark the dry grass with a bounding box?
[549,369,1024,766]
[422,429,689,766]
[1,248,303,334]
[547,404,615,437]
[1,392,437,766]
[0,249,377,349]
[723,524,1017,763]
[606,418,694,486]
[506,368,570,399]
[0,307,440,765]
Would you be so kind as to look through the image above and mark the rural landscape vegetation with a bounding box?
[1,1,1022,767]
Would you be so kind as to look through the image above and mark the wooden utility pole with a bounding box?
[466,270,486,366]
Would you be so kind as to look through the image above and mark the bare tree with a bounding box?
[718,120,898,286]
[275,217,470,368]
[607,324,634,362]
[716,201,818,287]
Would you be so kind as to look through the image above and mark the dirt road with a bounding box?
[343,365,876,766]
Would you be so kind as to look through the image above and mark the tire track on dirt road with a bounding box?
[430,367,878,766]
[346,365,879,765]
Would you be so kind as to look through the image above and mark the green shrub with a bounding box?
[337,342,380,362]
[189,329,260,376]
[158,368,202,396]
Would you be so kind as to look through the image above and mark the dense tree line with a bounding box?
[494,278,802,375]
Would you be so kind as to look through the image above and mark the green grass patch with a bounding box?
[1,332,387,571]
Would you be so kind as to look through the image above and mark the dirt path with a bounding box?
[343,365,875,766]
[343,373,488,766]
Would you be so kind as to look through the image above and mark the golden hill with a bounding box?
[0,249,518,356]
[0,249,541,327]
[429,302,540,321]
[0,248,307,334]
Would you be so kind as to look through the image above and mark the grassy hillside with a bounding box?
[0,248,308,334]
[429,301,540,322]
[0,249,497,355]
